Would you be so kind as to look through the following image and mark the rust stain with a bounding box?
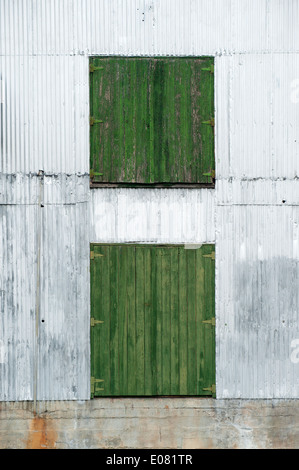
[26,416,57,449]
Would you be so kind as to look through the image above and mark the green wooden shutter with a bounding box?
[90,244,215,397]
[90,57,214,185]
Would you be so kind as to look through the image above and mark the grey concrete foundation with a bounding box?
[0,398,298,449]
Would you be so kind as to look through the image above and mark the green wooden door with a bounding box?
[90,57,214,185]
[90,244,215,397]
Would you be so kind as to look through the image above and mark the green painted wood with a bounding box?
[135,247,145,395]
[127,246,137,395]
[178,247,188,394]
[90,57,214,185]
[118,246,128,395]
[90,244,95,398]
[170,248,179,395]
[91,244,215,397]
[143,247,153,395]
[195,248,206,395]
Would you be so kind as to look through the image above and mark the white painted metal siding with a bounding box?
[216,205,299,398]
[0,55,89,175]
[1,0,299,399]
[2,0,299,57]
[90,189,215,244]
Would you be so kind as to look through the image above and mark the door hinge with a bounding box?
[202,317,215,326]
[203,384,216,395]
[89,63,104,73]
[202,118,214,127]
[90,251,104,260]
[91,377,104,394]
[203,251,215,260]
[203,169,215,179]
[90,169,103,179]
[91,317,104,327]
[202,64,214,74]
[90,116,104,126]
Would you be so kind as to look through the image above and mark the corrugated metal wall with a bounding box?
[1,0,299,399]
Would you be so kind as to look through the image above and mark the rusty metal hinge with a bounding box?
[90,251,104,260]
[203,251,215,260]
[90,116,104,126]
[90,169,103,180]
[203,384,216,395]
[202,64,214,74]
[203,169,215,180]
[91,317,104,327]
[202,118,214,127]
[202,317,215,326]
[89,64,104,73]
[91,377,104,394]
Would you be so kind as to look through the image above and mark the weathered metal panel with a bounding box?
[91,244,215,397]
[90,57,214,184]
[216,205,299,398]
[0,55,89,176]
[216,54,299,182]
[0,175,89,206]
[37,202,90,400]
[90,188,215,244]
[0,196,90,401]
[0,0,74,56]
[73,0,299,56]
[0,205,36,401]
[1,1,299,58]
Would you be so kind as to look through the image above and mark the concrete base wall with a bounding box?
[0,398,298,449]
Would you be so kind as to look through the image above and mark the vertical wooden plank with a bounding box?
[179,59,192,183]
[124,60,135,182]
[118,245,128,395]
[148,60,155,183]
[201,245,216,395]
[190,59,203,182]
[152,59,166,183]
[135,60,149,182]
[195,247,206,395]
[178,247,188,395]
[200,57,215,181]
[135,246,145,395]
[109,58,121,182]
[161,247,171,394]
[167,60,176,182]
[160,60,173,183]
[170,247,179,395]
[173,61,182,183]
[94,58,113,183]
[160,60,170,183]
[116,59,125,182]
[144,246,152,395]
[155,247,163,394]
[186,249,197,395]
[109,246,120,395]
[127,245,136,394]
[90,244,95,398]
[150,246,158,394]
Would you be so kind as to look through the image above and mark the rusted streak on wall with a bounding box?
[26,416,57,449]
